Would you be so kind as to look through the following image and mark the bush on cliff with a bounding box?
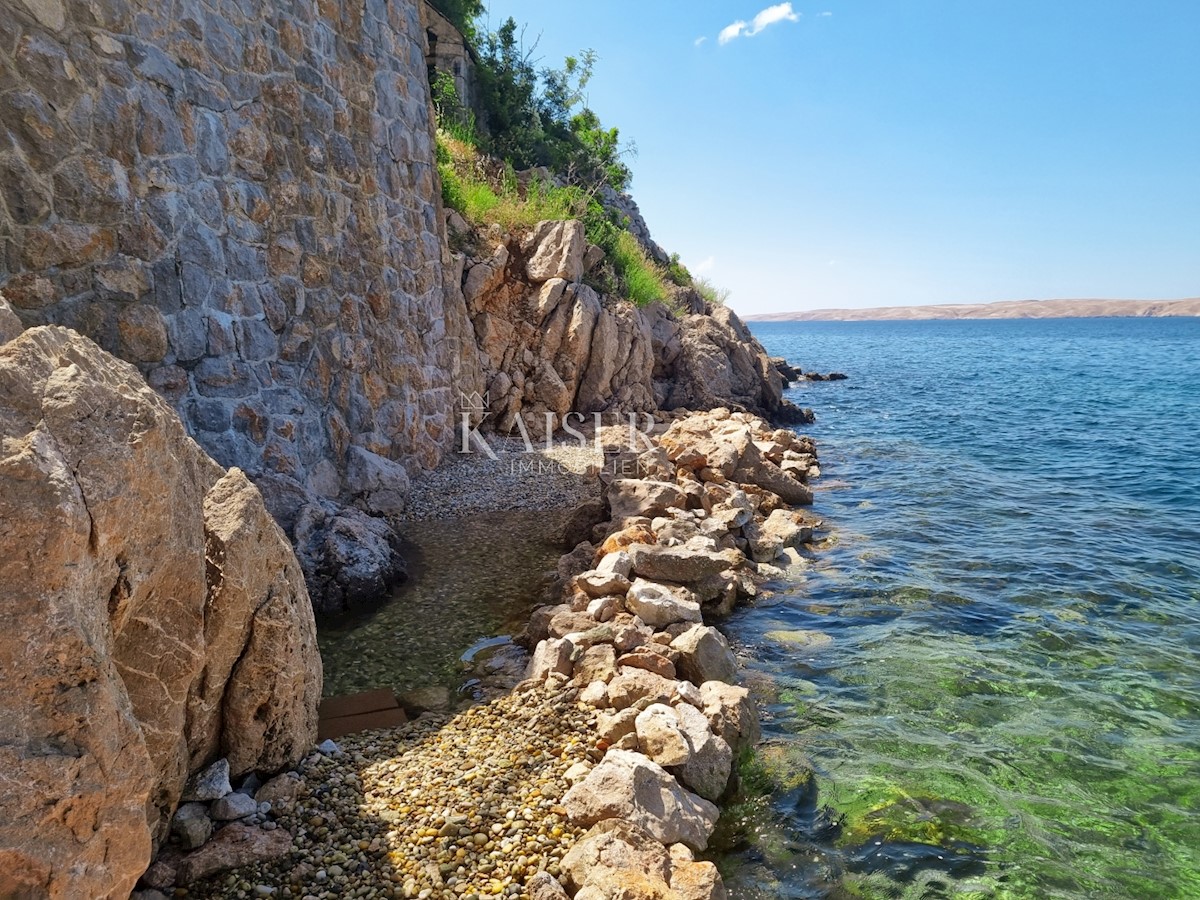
[470,18,633,194]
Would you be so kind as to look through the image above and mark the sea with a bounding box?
[718,317,1200,899]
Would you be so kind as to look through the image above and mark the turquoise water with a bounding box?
[718,318,1200,899]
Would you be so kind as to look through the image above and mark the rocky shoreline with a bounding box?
[150,407,820,899]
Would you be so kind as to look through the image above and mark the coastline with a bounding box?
[177,407,821,899]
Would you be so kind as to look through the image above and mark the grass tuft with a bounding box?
[611,231,669,308]
[694,276,731,307]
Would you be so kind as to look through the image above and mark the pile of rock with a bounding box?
[138,759,308,893]
[520,407,820,899]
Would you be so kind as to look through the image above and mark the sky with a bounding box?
[480,1,1200,315]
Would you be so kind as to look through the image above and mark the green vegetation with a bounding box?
[610,232,669,307]
[437,132,579,231]
[474,22,632,193]
[437,130,679,310]
[431,12,694,311]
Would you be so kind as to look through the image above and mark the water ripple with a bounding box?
[718,318,1200,899]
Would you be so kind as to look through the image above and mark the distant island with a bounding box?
[746,297,1200,321]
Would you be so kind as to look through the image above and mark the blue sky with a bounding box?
[481,1,1199,314]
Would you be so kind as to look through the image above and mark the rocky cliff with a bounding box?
[0,324,321,899]
[454,217,807,442]
[0,0,800,614]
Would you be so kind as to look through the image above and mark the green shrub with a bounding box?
[667,252,692,287]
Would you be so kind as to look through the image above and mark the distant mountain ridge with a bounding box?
[746,297,1200,321]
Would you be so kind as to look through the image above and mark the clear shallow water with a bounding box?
[719,318,1200,899]
[318,510,563,699]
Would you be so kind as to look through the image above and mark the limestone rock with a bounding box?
[597,708,640,745]
[345,446,411,519]
[192,469,322,777]
[660,304,807,423]
[523,219,585,283]
[527,638,575,682]
[606,668,678,711]
[529,871,572,900]
[671,625,737,685]
[175,823,292,884]
[464,244,510,307]
[671,702,733,802]
[575,871,680,900]
[744,508,813,562]
[699,682,761,753]
[626,578,702,628]
[0,328,320,897]
[635,704,692,767]
[671,860,728,900]
[574,643,617,686]
[183,759,232,802]
[170,804,213,851]
[577,569,632,598]
[211,791,257,821]
[618,647,678,680]
[255,774,304,806]
[596,549,633,578]
[293,504,407,615]
[561,819,672,890]
[608,479,687,523]
[627,543,735,583]
[563,749,720,851]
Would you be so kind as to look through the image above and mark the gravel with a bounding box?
[402,437,604,522]
[185,683,596,900]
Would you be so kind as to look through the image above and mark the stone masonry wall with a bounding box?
[0,0,482,549]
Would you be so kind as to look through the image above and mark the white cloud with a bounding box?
[694,35,707,47]
[749,3,800,35]
[718,3,800,44]
[694,256,716,274]
[718,21,746,45]
[818,10,833,17]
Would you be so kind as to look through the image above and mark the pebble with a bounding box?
[402,437,602,521]
[185,684,591,900]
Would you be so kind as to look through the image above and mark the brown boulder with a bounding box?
[0,328,320,897]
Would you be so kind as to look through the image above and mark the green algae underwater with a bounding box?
[717,318,1200,899]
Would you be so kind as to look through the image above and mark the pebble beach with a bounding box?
[188,684,594,900]
[167,409,815,900]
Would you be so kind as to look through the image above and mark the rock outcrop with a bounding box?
[456,223,811,438]
[0,327,321,899]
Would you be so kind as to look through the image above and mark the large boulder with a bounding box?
[627,543,736,584]
[561,819,673,891]
[523,219,586,284]
[0,327,321,898]
[658,305,810,422]
[671,625,738,685]
[608,478,688,523]
[626,579,702,628]
[563,749,720,851]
